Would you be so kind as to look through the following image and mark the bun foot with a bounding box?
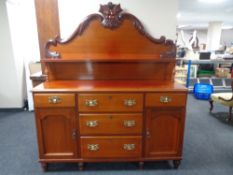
[78,162,84,171]
[139,161,144,169]
[173,160,181,169]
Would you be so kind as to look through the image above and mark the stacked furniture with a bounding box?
[183,59,233,90]
[33,2,187,171]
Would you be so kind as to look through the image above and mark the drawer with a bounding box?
[79,114,142,135]
[78,93,143,112]
[80,136,142,158]
[145,93,187,107]
[34,93,75,107]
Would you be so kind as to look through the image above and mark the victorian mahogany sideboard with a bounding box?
[33,2,187,171]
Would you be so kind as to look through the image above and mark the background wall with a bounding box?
[0,0,39,108]
[0,1,23,108]
[58,0,179,40]
[221,29,233,47]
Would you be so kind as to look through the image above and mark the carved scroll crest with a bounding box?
[45,2,176,59]
[99,2,123,29]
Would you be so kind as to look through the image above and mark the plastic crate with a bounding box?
[193,83,213,100]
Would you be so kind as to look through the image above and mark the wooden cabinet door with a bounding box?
[35,108,77,159]
[145,108,185,158]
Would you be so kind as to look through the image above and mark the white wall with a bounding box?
[0,1,23,108]
[58,0,179,40]
[0,0,40,108]
[221,29,233,47]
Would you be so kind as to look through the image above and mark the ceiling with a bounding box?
[177,0,233,29]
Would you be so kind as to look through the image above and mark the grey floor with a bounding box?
[0,95,233,175]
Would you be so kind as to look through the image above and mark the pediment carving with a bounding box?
[45,2,175,59]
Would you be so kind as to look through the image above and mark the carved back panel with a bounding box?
[45,2,175,60]
[45,62,175,81]
[43,2,176,81]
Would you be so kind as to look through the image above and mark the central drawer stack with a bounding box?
[78,93,143,158]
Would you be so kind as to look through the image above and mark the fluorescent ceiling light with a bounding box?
[177,25,190,29]
[198,0,226,4]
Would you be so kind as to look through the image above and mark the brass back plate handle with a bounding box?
[124,99,136,107]
[48,96,62,104]
[87,144,99,151]
[123,144,135,151]
[124,120,136,127]
[86,120,98,127]
[85,99,98,107]
[160,96,172,103]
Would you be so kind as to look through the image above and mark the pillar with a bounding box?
[206,21,222,51]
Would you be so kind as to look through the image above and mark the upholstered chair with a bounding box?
[209,82,233,121]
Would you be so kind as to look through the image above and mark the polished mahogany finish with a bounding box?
[145,93,187,107]
[34,93,75,107]
[80,136,142,158]
[45,19,174,59]
[42,62,175,81]
[35,108,77,159]
[79,114,143,135]
[33,2,187,171]
[35,0,60,73]
[45,4,175,59]
[78,93,143,112]
[33,80,186,92]
[145,108,185,158]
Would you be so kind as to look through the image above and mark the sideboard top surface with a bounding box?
[33,80,187,93]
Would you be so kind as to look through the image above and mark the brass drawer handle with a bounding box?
[48,96,62,104]
[87,144,99,151]
[86,120,98,127]
[124,99,136,106]
[124,120,136,127]
[160,96,172,103]
[85,99,98,107]
[123,144,135,151]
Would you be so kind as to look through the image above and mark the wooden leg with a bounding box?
[78,162,84,171]
[209,100,213,113]
[228,107,232,122]
[41,162,48,172]
[139,161,144,170]
[173,160,181,169]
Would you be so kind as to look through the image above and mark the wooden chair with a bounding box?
[209,81,233,121]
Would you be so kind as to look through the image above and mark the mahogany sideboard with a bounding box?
[33,2,187,171]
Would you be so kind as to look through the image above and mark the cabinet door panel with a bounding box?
[35,108,77,159]
[145,108,185,158]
